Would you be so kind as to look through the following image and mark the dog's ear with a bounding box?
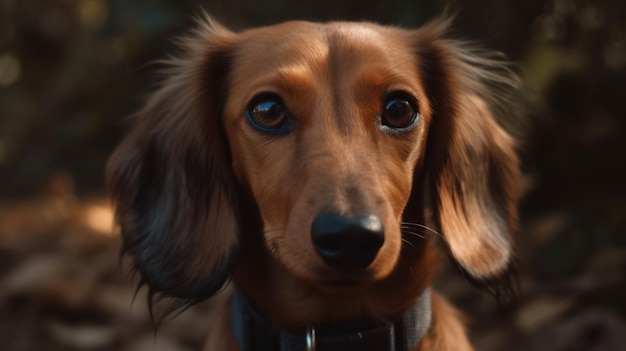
[107,16,239,311]
[413,20,520,280]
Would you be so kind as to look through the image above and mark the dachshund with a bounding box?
[108,14,520,351]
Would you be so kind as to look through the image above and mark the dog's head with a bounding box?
[108,16,519,317]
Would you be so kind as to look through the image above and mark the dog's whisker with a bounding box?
[263,227,287,234]
[402,237,417,250]
[401,227,428,238]
[264,235,286,257]
[402,230,426,240]
[396,245,417,279]
[401,222,442,238]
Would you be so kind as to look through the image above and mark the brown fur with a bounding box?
[108,15,520,351]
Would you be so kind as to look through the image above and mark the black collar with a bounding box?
[231,288,432,351]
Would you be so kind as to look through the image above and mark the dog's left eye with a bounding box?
[381,93,419,131]
[246,94,294,135]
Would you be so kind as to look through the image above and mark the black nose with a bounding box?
[311,212,384,270]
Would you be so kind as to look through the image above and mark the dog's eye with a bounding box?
[251,100,285,128]
[381,93,419,131]
[246,94,293,134]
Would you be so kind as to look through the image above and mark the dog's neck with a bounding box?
[232,226,437,327]
[231,287,432,351]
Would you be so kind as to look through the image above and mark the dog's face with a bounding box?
[108,17,520,324]
[224,22,431,286]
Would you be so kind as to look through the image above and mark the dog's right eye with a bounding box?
[246,95,293,135]
[380,92,420,132]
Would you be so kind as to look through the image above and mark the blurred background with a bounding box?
[0,0,625,350]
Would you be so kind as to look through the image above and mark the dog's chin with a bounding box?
[312,278,370,294]
[290,266,392,295]
[271,245,400,295]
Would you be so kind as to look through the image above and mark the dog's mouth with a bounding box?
[268,211,403,291]
[313,278,365,293]
[308,268,381,291]
[317,276,362,287]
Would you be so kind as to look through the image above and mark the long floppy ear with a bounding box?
[413,20,521,281]
[107,16,239,312]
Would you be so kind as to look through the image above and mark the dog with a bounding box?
[108,14,520,351]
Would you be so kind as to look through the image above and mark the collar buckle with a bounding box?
[232,288,432,351]
[305,328,316,351]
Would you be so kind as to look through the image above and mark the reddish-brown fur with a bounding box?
[108,15,520,351]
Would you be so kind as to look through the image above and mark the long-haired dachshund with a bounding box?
[108,14,520,351]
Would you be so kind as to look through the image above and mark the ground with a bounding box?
[1,175,625,350]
